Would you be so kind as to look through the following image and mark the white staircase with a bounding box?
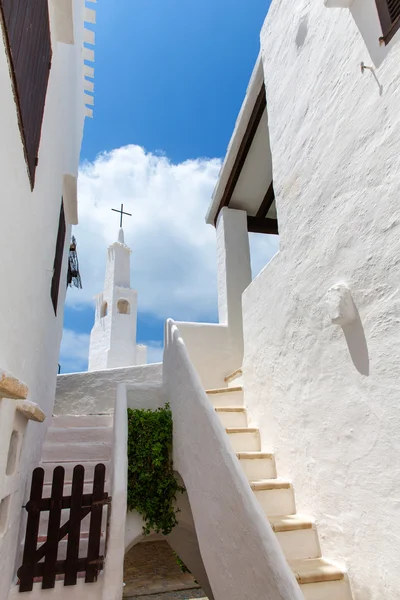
[38,415,113,581]
[207,371,353,600]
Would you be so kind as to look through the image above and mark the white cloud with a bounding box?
[146,341,164,364]
[68,145,221,322]
[68,144,279,324]
[59,329,90,374]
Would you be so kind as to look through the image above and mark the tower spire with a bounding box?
[88,218,147,371]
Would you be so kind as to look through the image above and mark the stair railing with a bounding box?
[163,319,303,600]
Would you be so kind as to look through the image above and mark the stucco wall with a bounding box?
[164,320,302,600]
[241,3,400,599]
[0,2,86,595]
[55,363,163,415]
[176,322,236,389]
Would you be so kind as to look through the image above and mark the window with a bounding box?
[100,301,108,318]
[51,201,66,315]
[0,0,52,187]
[117,299,130,314]
[6,431,19,476]
[376,0,400,44]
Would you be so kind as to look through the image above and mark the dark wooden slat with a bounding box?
[376,0,400,43]
[0,0,52,187]
[42,467,65,589]
[376,0,392,32]
[17,463,110,586]
[256,182,275,219]
[247,216,279,235]
[214,85,267,225]
[381,14,400,43]
[32,557,104,578]
[26,492,108,513]
[51,201,66,315]
[64,465,85,586]
[85,464,106,583]
[31,507,92,566]
[19,468,44,592]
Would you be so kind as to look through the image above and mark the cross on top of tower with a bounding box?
[111,203,132,228]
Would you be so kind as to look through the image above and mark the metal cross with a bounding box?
[111,203,132,228]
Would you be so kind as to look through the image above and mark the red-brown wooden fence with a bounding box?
[18,463,111,592]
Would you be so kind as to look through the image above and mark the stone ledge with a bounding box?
[324,0,354,7]
[0,370,28,400]
[16,401,46,422]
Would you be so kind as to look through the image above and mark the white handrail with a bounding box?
[164,319,302,600]
[101,383,128,600]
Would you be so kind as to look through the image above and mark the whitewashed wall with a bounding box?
[0,1,86,596]
[242,2,400,599]
[164,320,302,600]
[55,363,163,415]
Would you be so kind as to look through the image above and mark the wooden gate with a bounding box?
[18,463,111,592]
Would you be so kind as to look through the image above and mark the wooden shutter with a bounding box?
[51,202,66,315]
[0,0,52,187]
[376,0,400,43]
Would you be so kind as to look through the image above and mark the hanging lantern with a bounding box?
[67,236,82,289]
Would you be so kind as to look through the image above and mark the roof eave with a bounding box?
[206,54,265,226]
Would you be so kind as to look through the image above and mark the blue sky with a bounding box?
[61,0,277,373]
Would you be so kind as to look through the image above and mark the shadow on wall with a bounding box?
[342,308,370,376]
[349,0,400,67]
[296,15,308,49]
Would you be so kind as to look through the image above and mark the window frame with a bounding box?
[0,0,52,188]
[51,201,66,315]
[376,0,400,44]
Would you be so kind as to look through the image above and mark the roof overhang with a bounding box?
[206,56,278,235]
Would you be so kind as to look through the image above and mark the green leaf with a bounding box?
[127,404,185,535]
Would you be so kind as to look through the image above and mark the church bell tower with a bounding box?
[88,216,147,371]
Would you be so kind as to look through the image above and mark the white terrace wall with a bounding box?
[0,2,86,595]
[55,363,163,415]
[242,3,400,599]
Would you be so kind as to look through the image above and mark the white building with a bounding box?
[2,1,400,600]
[178,1,400,598]
[0,1,94,598]
[88,227,147,371]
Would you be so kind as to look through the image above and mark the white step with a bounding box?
[300,577,353,600]
[42,480,109,497]
[42,461,111,483]
[251,480,296,516]
[38,490,110,533]
[45,427,113,444]
[269,515,321,560]
[206,386,244,408]
[51,415,113,428]
[288,559,350,600]
[42,442,112,463]
[39,508,109,536]
[226,428,260,452]
[224,368,243,388]
[215,407,247,428]
[237,452,277,480]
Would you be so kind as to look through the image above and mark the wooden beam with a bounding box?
[256,182,275,218]
[214,85,266,225]
[247,216,279,235]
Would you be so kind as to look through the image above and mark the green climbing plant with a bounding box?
[127,403,185,535]
[173,552,191,574]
